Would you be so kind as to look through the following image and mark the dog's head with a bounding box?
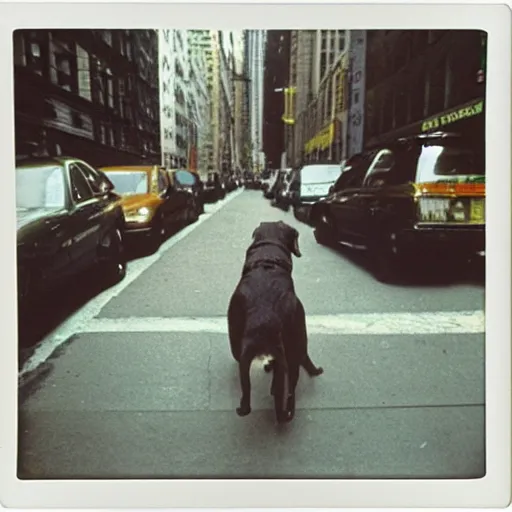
[251,221,302,258]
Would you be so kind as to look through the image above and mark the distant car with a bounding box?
[16,156,127,307]
[272,169,299,211]
[203,171,225,202]
[290,163,343,224]
[100,165,197,252]
[225,174,238,192]
[168,168,205,216]
[310,132,485,282]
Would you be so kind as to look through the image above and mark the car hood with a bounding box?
[118,193,162,212]
[16,207,63,231]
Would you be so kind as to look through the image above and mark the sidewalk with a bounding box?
[18,330,485,479]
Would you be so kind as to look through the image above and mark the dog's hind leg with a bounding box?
[236,352,253,417]
[285,362,300,421]
[228,292,245,362]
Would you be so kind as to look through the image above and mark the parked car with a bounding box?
[203,171,225,202]
[168,168,205,216]
[272,169,300,211]
[225,173,238,192]
[243,170,261,190]
[100,165,198,252]
[309,131,485,282]
[16,156,127,307]
[290,163,343,223]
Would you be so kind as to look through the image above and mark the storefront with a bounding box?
[365,97,485,160]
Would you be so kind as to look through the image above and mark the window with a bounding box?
[364,150,395,187]
[76,162,104,194]
[69,163,94,203]
[50,37,77,92]
[320,52,327,79]
[25,31,46,76]
[76,44,91,100]
[16,165,66,209]
[333,152,375,191]
[338,32,345,52]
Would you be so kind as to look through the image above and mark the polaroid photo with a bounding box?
[0,0,510,509]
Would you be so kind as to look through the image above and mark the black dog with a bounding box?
[227,221,323,423]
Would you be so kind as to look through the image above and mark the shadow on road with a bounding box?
[322,242,485,288]
[17,233,174,369]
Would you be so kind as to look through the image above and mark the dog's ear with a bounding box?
[291,229,302,257]
[251,223,264,240]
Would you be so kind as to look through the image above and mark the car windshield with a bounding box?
[104,171,149,195]
[416,145,485,184]
[16,165,66,210]
[175,170,196,186]
[300,165,342,184]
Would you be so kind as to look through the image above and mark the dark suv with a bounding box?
[310,132,485,282]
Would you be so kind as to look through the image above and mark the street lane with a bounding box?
[18,189,485,479]
[98,189,484,319]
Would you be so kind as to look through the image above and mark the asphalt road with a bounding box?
[18,188,485,479]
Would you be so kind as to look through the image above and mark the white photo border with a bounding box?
[0,1,510,509]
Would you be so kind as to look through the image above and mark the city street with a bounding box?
[18,189,485,480]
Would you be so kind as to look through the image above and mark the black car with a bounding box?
[203,171,225,202]
[170,169,205,216]
[16,156,127,306]
[243,170,261,190]
[273,169,300,211]
[309,132,485,282]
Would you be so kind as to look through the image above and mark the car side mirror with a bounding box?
[328,185,334,195]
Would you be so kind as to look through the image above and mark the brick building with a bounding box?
[13,29,160,167]
[364,30,486,157]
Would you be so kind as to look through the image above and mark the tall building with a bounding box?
[364,30,486,160]
[285,29,350,166]
[262,30,291,169]
[245,30,266,173]
[13,29,160,166]
[188,30,214,176]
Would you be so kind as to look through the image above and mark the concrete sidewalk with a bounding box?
[18,330,485,479]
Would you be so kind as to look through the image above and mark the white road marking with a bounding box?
[81,310,485,336]
[19,189,244,381]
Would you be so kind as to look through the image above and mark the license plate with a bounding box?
[470,199,485,223]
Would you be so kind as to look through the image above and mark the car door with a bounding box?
[33,164,75,282]
[355,149,396,238]
[67,162,103,269]
[157,168,180,227]
[76,160,119,242]
[330,153,374,241]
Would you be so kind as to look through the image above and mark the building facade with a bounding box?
[262,30,291,169]
[285,29,350,167]
[245,30,266,172]
[188,30,213,176]
[14,29,160,166]
[363,30,486,160]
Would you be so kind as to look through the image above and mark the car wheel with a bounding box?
[313,213,335,246]
[189,200,199,223]
[102,226,127,286]
[149,214,165,253]
[369,228,403,284]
